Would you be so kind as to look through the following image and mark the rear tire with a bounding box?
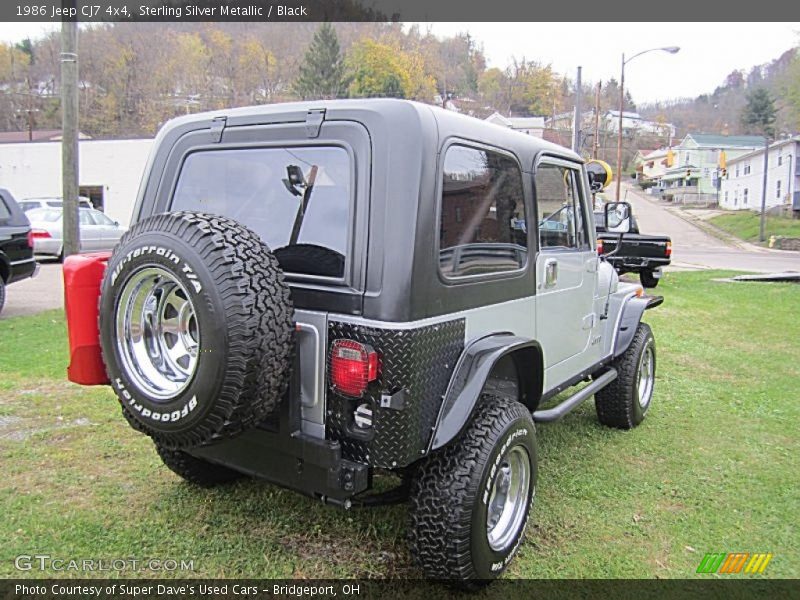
[640,270,660,288]
[408,396,537,584]
[595,322,656,429]
[155,445,242,487]
[0,277,6,315]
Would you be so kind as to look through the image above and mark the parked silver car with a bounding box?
[18,196,93,212]
[27,207,127,258]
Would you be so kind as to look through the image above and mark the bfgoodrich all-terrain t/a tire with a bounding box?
[595,322,656,429]
[99,211,294,450]
[409,396,537,584]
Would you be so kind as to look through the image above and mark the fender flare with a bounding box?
[613,295,663,358]
[429,333,542,451]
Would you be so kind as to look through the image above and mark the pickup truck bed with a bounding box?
[595,212,671,288]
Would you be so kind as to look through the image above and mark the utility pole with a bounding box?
[759,138,770,242]
[61,10,80,258]
[593,82,601,159]
[572,66,582,154]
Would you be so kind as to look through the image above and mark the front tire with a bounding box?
[0,277,5,315]
[595,322,656,429]
[408,396,537,583]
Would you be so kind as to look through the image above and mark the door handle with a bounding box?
[544,259,558,288]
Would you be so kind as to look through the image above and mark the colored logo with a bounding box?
[697,553,773,574]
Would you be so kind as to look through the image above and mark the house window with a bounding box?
[777,180,782,199]
[744,164,751,175]
[778,154,783,166]
[735,166,740,177]
[734,190,738,206]
[743,189,749,205]
[79,185,104,210]
[684,153,690,165]
[725,191,729,203]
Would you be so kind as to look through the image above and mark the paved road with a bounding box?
[623,185,800,273]
[1,261,64,320]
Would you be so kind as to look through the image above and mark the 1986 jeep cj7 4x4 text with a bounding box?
[64,99,662,583]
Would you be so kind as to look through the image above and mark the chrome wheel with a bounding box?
[116,267,200,400]
[637,342,655,409]
[486,445,531,552]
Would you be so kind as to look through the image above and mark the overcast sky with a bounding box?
[1,22,798,104]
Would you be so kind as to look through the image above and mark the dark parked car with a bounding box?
[0,189,37,315]
[595,210,672,288]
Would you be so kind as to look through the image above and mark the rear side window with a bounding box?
[172,146,351,278]
[0,198,10,220]
[439,144,527,278]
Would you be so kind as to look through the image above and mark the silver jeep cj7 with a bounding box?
[63,99,662,584]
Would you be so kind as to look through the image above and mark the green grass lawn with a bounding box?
[1,271,798,582]
[710,211,800,243]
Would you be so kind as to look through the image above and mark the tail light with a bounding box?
[330,339,379,398]
[30,229,52,241]
[665,241,672,257]
[597,239,604,254]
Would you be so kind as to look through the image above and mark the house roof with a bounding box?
[0,129,91,143]
[507,116,545,129]
[486,112,545,130]
[607,110,641,119]
[683,133,765,148]
[725,136,800,164]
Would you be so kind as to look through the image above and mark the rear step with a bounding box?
[532,368,618,423]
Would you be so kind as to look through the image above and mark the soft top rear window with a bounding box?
[172,146,351,279]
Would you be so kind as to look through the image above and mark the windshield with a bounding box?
[172,146,351,278]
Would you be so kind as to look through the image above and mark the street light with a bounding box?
[615,46,680,200]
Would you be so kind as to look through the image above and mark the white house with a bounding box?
[0,138,153,226]
[659,133,764,203]
[485,112,545,138]
[635,148,670,182]
[605,110,676,140]
[719,136,800,212]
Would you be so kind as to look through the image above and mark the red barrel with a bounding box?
[63,252,112,385]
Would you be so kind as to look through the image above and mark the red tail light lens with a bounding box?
[665,241,672,257]
[330,339,379,398]
[30,229,52,240]
[597,239,604,255]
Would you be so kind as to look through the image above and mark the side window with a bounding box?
[0,198,11,220]
[535,164,588,250]
[79,210,93,226]
[439,144,527,278]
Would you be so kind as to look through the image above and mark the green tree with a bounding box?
[741,87,777,137]
[346,39,435,100]
[293,23,347,100]
[779,48,800,130]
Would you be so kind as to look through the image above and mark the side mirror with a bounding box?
[604,202,632,235]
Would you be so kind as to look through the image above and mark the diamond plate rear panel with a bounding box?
[326,319,465,468]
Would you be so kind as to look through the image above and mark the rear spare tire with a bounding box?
[99,211,294,449]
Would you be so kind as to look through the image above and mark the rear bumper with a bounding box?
[6,257,37,284]
[607,256,670,273]
[33,239,62,256]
